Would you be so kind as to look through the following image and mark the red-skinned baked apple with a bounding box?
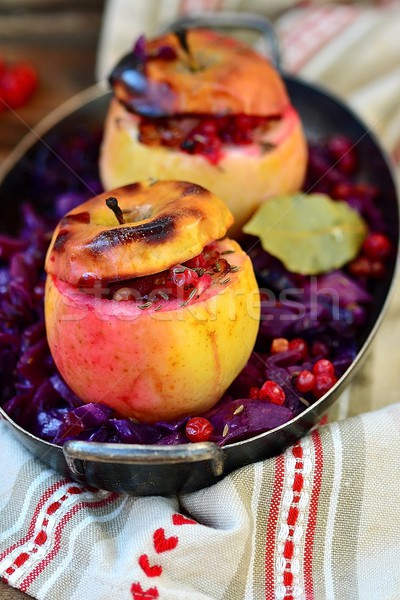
[44,180,260,423]
[99,29,308,236]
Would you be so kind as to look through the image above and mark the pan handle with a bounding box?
[160,12,282,70]
[63,440,225,478]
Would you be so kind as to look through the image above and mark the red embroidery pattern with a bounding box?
[304,430,324,600]
[131,582,159,599]
[19,492,119,592]
[265,454,286,600]
[0,481,118,593]
[132,512,198,598]
[281,443,305,600]
[1,483,84,582]
[153,528,178,554]
[280,6,358,73]
[172,514,197,526]
[0,479,70,565]
[138,555,163,578]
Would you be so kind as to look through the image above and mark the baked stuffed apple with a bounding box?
[44,180,260,423]
[99,29,308,236]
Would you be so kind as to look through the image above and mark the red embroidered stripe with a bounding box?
[283,540,294,560]
[283,570,293,586]
[293,472,304,492]
[287,507,299,526]
[277,441,307,598]
[34,531,47,546]
[282,6,358,73]
[264,454,285,600]
[0,479,70,562]
[13,553,29,568]
[304,430,324,599]
[19,493,119,592]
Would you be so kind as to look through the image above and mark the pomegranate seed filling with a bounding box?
[78,244,235,306]
[138,113,279,164]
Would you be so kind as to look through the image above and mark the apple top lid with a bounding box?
[109,29,290,118]
[45,179,234,285]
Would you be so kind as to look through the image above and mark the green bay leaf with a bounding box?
[243,193,367,275]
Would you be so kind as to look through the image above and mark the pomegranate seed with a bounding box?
[249,386,260,399]
[198,119,218,135]
[231,115,255,144]
[312,373,338,399]
[295,370,315,394]
[313,359,335,377]
[169,266,199,298]
[259,380,286,405]
[185,417,213,442]
[138,113,268,164]
[288,338,308,360]
[270,337,289,354]
[362,232,391,260]
[184,253,208,270]
[196,272,213,295]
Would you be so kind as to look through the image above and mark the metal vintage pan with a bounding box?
[0,15,398,495]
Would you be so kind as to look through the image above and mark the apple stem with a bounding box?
[106,197,125,225]
[175,29,200,72]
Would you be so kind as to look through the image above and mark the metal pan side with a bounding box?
[0,79,398,495]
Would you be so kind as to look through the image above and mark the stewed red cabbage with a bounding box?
[0,130,393,446]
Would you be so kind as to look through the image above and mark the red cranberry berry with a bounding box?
[326,135,357,174]
[312,373,338,399]
[295,370,315,394]
[259,380,286,405]
[331,182,354,201]
[362,232,391,260]
[348,256,372,278]
[311,340,330,358]
[270,337,289,354]
[185,417,213,442]
[288,338,308,360]
[313,358,335,377]
[249,386,260,399]
[349,253,386,279]
[369,259,386,279]
[0,61,38,110]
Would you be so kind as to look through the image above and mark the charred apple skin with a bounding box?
[45,238,260,422]
[108,29,290,118]
[45,180,233,285]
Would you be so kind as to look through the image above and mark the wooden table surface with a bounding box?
[0,0,105,163]
[0,2,105,597]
